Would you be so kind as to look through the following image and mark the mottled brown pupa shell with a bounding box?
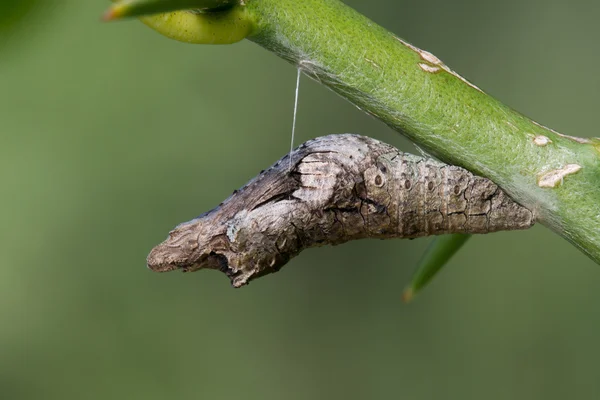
[148,134,534,287]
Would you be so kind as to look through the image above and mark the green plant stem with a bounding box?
[241,0,600,263]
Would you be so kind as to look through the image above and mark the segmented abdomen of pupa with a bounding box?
[358,151,534,238]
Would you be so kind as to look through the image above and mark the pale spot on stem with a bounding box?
[419,63,441,73]
[419,50,443,66]
[533,135,552,146]
[537,164,582,188]
[394,36,484,93]
[531,121,591,144]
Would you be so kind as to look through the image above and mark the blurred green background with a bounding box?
[2,1,600,399]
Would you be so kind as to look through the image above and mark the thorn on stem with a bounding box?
[402,288,415,303]
[102,5,126,22]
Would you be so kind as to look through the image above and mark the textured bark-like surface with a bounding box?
[147,134,534,287]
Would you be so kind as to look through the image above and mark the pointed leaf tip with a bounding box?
[102,6,123,22]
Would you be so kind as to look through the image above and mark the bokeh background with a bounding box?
[2,1,600,399]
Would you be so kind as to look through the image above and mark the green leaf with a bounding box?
[0,0,37,32]
[104,0,237,21]
[403,234,471,302]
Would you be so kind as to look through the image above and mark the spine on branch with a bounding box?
[148,135,534,287]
